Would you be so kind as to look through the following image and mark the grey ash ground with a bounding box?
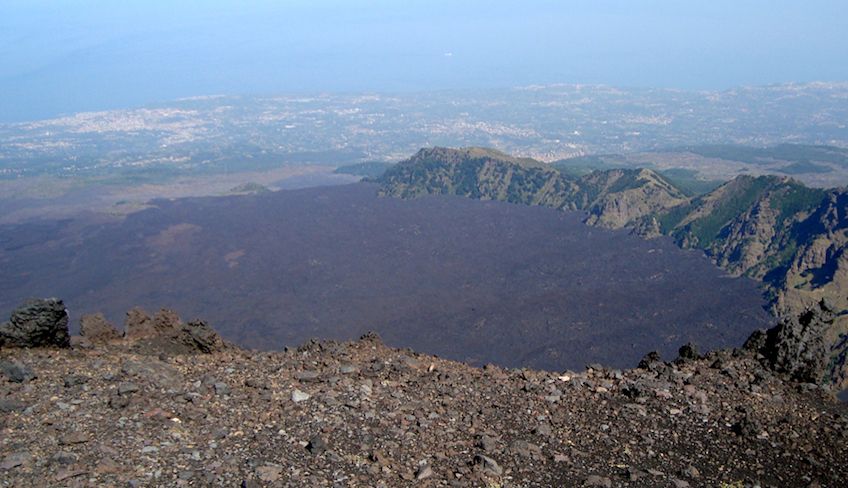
[1,302,846,487]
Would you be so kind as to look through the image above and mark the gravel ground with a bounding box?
[1,329,846,487]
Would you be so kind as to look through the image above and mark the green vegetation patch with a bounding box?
[230,182,271,194]
[660,168,726,196]
[334,161,395,178]
[775,161,832,175]
[656,202,694,233]
[677,177,774,247]
[603,170,653,194]
[772,183,827,224]
[553,155,626,177]
[685,143,848,168]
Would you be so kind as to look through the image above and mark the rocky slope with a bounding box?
[576,168,688,228]
[1,299,846,487]
[376,147,579,208]
[652,176,827,279]
[377,148,848,388]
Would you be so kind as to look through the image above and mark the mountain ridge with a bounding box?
[378,147,848,388]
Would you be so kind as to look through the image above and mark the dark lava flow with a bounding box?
[0,183,772,370]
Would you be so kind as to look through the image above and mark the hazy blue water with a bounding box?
[1,0,846,122]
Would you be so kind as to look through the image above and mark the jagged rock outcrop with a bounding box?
[677,342,701,362]
[79,313,121,344]
[124,307,156,340]
[58,304,228,357]
[745,299,835,383]
[0,298,69,348]
[658,178,848,387]
[179,319,227,353]
[151,308,183,336]
[119,307,228,354]
[631,215,663,238]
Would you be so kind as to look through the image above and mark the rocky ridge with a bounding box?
[377,147,848,388]
[377,147,684,229]
[1,299,847,487]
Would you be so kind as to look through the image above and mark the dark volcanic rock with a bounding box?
[473,454,503,477]
[306,435,327,455]
[0,398,27,412]
[63,374,88,387]
[0,299,69,348]
[79,313,121,344]
[108,394,130,409]
[731,407,763,438]
[677,342,700,362]
[0,359,36,383]
[746,299,835,382]
[744,328,768,353]
[637,351,664,370]
[179,319,226,354]
[477,434,498,452]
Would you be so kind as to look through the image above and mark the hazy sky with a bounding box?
[1,0,846,122]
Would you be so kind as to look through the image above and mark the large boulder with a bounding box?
[151,309,183,337]
[124,308,184,340]
[0,299,70,348]
[123,307,155,340]
[121,307,226,354]
[745,299,835,383]
[180,319,226,353]
[79,313,121,344]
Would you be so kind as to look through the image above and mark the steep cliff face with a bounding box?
[377,147,848,387]
[656,176,827,278]
[773,192,848,388]
[658,181,848,388]
[780,191,848,305]
[709,199,779,276]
